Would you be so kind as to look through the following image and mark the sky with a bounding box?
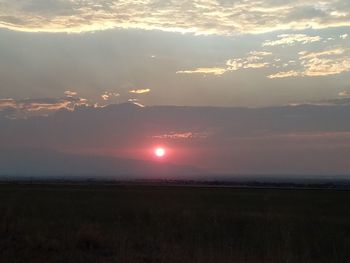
[0,0,350,178]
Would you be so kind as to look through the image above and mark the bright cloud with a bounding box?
[268,47,350,78]
[300,48,350,77]
[298,48,346,58]
[128,98,145,107]
[64,90,78,97]
[176,67,227,75]
[0,97,88,118]
[263,34,322,47]
[338,91,350,97]
[1,0,350,35]
[177,51,272,75]
[101,91,119,101]
[129,89,151,94]
[267,70,301,79]
[248,51,273,56]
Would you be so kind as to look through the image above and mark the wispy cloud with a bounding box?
[267,70,301,79]
[129,89,151,94]
[248,51,273,56]
[176,67,227,75]
[128,98,145,107]
[300,48,350,77]
[101,91,119,101]
[268,47,350,78]
[298,48,346,59]
[64,90,78,97]
[263,34,322,47]
[0,97,88,118]
[1,0,350,34]
[177,51,272,76]
[153,131,209,139]
[339,90,350,97]
[227,51,272,70]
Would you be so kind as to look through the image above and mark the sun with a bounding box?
[154,147,166,158]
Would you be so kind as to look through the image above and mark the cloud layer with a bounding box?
[1,0,350,34]
[0,97,88,118]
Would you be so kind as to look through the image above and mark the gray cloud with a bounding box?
[0,0,350,34]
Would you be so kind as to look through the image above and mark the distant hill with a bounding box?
[0,149,204,179]
[2,102,350,176]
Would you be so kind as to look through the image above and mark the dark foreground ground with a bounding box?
[0,184,350,263]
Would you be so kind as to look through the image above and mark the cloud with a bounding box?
[176,67,227,75]
[244,63,269,69]
[129,89,151,94]
[101,94,109,101]
[0,98,16,108]
[338,91,350,97]
[1,0,350,35]
[289,97,350,106]
[128,98,145,107]
[0,97,88,118]
[64,90,78,97]
[177,51,271,76]
[152,132,209,139]
[340,33,349,39]
[298,48,346,58]
[263,34,322,47]
[267,70,301,79]
[101,91,119,101]
[248,51,273,56]
[268,47,350,78]
[300,48,350,77]
[226,51,272,71]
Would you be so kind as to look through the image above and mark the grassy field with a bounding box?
[0,184,349,263]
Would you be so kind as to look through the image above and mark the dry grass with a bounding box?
[0,184,349,262]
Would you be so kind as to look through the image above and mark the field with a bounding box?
[0,183,350,263]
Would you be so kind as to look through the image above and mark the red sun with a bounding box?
[154,147,166,158]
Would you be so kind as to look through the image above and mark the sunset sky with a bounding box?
[1,0,350,177]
